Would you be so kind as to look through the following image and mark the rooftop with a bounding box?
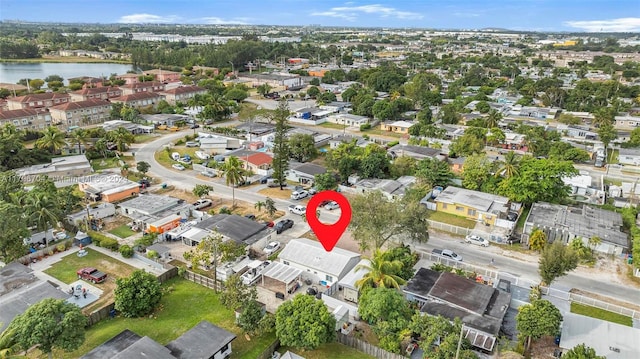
[80,173,139,194]
[435,186,510,214]
[118,194,183,213]
[278,238,360,278]
[291,163,327,176]
[195,214,268,245]
[387,144,441,159]
[165,320,236,359]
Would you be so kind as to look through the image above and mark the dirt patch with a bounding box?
[209,198,284,222]
[151,187,200,203]
[258,187,294,200]
[101,216,132,232]
[529,336,560,359]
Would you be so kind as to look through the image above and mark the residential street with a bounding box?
[136,130,640,307]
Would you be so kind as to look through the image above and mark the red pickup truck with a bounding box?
[76,267,107,284]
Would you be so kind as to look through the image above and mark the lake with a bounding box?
[0,62,137,85]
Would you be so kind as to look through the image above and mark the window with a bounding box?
[13,120,19,126]
[219,343,229,353]
[456,206,464,212]
[468,209,476,216]
[442,203,448,209]
[325,275,333,282]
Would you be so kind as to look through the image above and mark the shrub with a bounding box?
[147,250,159,259]
[119,244,134,258]
[219,207,232,214]
[175,139,185,146]
[56,244,66,252]
[359,123,371,131]
[100,237,119,251]
[387,140,400,148]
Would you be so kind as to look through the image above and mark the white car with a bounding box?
[290,190,308,200]
[185,141,199,147]
[193,199,212,210]
[288,205,306,215]
[172,163,185,171]
[465,235,490,247]
[263,241,281,255]
[195,151,210,160]
[324,201,339,210]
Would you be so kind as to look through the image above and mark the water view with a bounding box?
[0,62,137,85]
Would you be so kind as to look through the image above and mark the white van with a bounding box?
[290,190,309,200]
[171,152,180,161]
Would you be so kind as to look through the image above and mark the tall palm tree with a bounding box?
[485,109,502,129]
[35,126,67,154]
[107,127,135,152]
[0,326,21,359]
[69,128,89,154]
[221,156,244,207]
[495,151,520,178]
[254,201,265,212]
[24,192,60,247]
[355,249,406,290]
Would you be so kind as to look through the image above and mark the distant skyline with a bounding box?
[1,0,639,32]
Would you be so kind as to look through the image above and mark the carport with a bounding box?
[261,262,302,298]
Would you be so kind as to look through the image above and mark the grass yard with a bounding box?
[515,205,531,232]
[237,102,276,122]
[108,224,136,239]
[41,278,276,359]
[360,128,404,139]
[135,133,161,143]
[43,248,138,313]
[280,343,375,359]
[570,302,633,327]
[155,150,194,170]
[90,155,134,171]
[319,122,348,130]
[426,210,477,229]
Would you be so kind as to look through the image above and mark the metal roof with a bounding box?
[278,238,360,278]
[262,261,302,284]
[560,313,640,359]
[337,259,370,290]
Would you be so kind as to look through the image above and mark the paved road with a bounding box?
[137,131,640,306]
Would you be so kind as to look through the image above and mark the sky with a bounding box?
[1,0,639,32]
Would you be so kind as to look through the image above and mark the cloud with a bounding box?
[564,17,640,32]
[311,4,423,22]
[118,13,180,24]
[200,17,250,25]
[453,12,480,18]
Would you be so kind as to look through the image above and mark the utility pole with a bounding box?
[455,324,465,359]
[228,61,235,76]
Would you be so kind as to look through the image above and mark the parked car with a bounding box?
[77,267,107,284]
[308,187,318,195]
[267,179,286,188]
[465,234,490,247]
[172,164,186,171]
[201,169,216,177]
[193,199,212,210]
[259,175,271,184]
[244,214,256,220]
[189,124,200,129]
[138,178,151,188]
[195,151,210,160]
[324,201,340,210]
[185,141,199,147]
[432,249,463,262]
[290,190,308,200]
[274,219,294,234]
[506,211,518,222]
[263,241,281,255]
[288,205,306,216]
[262,221,275,228]
[171,152,181,161]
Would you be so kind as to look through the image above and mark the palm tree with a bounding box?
[0,326,21,359]
[221,156,244,207]
[94,138,108,158]
[254,201,266,212]
[24,192,60,247]
[486,109,502,129]
[495,151,520,178]
[355,249,406,290]
[588,236,602,253]
[107,127,135,152]
[570,238,590,259]
[35,126,67,154]
[69,128,88,154]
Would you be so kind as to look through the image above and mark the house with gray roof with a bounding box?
[403,267,511,352]
[182,214,272,248]
[559,313,640,359]
[286,162,327,185]
[82,321,236,359]
[117,194,191,236]
[387,144,444,161]
[349,177,416,200]
[523,202,628,255]
[278,238,361,287]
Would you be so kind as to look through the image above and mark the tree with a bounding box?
[528,229,547,252]
[539,240,579,286]
[390,155,416,178]
[409,314,476,359]
[355,249,406,290]
[562,344,605,359]
[114,269,162,318]
[349,191,402,250]
[275,294,336,350]
[486,109,502,128]
[306,86,320,98]
[256,84,272,97]
[35,126,66,154]
[288,134,317,162]
[0,202,29,262]
[8,298,87,359]
[69,128,88,154]
[237,299,265,335]
[192,184,213,198]
[414,157,454,187]
[498,158,577,204]
[28,78,45,91]
[313,172,337,191]
[24,191,60,247]
[107,127,135,152]
[254,201,265,212]
[449,133,485,157]
[496,151,521,178]
[438,104,461,124]
[136,161,150,175]
[264,197,277,217]
[272,100,291,190]
[220,274,257,311]
[516,299,562,352]
[359,287,414,326]
[462,154,492,191]
[597,121,617,157]
[221,156,244,206]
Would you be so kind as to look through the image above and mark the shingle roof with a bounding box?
[278,238,360,278]
[165,321,236,359]
[49,99,111,111]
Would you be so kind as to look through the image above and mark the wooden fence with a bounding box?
[336,332,406,359]
[256,339,280,359]
[183,270,224,291]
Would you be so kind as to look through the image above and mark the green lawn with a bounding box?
[608,148,619,164]
[570,302,633,327]
[280,343,375,359]
[236,102,276,121]
[90,156,134,171]
[319,122,348,130]
[43,248,137,285]
[108,224,136,239]
[426,210,477,229]
[135,133,160,143]
[515,205,531,232]
[360,128,404,139]
[47,278,275,359]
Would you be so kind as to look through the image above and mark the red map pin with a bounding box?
[306,190,352,252]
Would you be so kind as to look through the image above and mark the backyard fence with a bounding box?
[336,333,405,359]
[256,339,280,359]
[183,270,224,291]
[568,292,640,320]
[426,220,473,236]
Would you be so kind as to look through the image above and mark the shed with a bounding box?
[337,259,370,303]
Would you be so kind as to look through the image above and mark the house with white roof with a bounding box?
[380,120,414,134]
[277,238,361,288]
